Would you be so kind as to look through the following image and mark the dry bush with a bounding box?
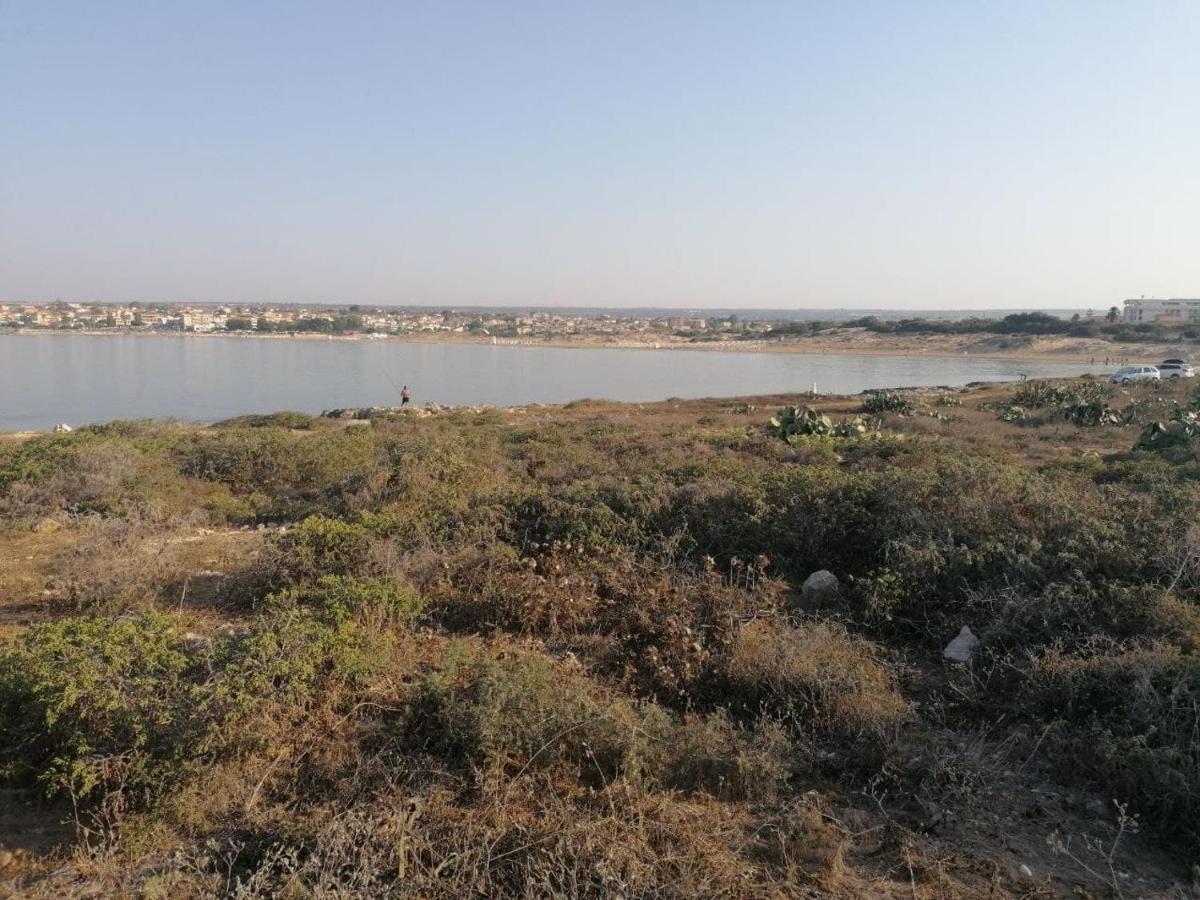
[665,712,792,801]
[51,516,190,612]
[1022,642,1200,853]
[590,557,783,700]
[723,619,909,771]
[757,794,848,889]
[415,543,599,637]
[416,545,785,705]
[410,647,670,785]
[226,779,785,899]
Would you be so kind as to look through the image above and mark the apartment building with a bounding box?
[1123,298,1200,324]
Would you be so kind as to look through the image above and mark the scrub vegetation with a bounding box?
[1,377,1198,897]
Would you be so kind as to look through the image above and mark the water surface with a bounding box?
[0,334,1098,430]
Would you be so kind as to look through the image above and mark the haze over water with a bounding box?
[0,334,1097,430]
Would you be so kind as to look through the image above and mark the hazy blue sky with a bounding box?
[3,1,1198,310]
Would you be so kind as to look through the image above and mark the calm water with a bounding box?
[0,334,1099,430]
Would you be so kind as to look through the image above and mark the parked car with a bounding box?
[1157,359,1195,378]
[1110,365,1161,384]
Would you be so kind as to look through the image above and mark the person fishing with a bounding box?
[401,385,411,406]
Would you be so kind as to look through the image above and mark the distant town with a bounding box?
[0,301,774,341]
[0,298,1195,346]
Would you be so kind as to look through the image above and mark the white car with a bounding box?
[1157,359,1195,379]
[1110,365,1160,384]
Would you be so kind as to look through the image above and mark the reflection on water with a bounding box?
[0,334,1099,430]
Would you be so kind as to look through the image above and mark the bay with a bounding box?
[0,334,1097,430]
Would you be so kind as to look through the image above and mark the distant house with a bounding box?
[1123,298,1200,324]
[182,311,217,332]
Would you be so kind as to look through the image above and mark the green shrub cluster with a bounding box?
[0,608,379,806]
[859,390,913,415]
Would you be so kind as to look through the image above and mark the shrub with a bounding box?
[723,620,908,770]
[1061,399,1122,426]
[271,515,375,584]
[214,411,319,430]
[53,515,189,612]
[177,428,296,495]
[265,575,424,627]
[859,390,913,415]
[664,712,792,800]
[411,648,671,783]
[770,407,878,442]
[1022,645,1200,854]
[206,607,380,729]
[0,614,200,801]
[0,608,373,814]
[0,432,96,492]
[1007,380,1112,416]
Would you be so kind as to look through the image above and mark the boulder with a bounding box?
[943,626,980,663]
[800,570,840,604]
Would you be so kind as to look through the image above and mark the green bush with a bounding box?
[0,608,373,810]
[770,406,878,442]
[0,614,200,800]
[214,411,319,430]
[771,405,835,439]
[206,607,379,730]
[265,575,425,627]
[0,432,98,491]
[272,515,376,584]
[859,390,913,415]
[1022,645,1200,853]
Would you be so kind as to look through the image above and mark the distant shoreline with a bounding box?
[0,324,1177,365]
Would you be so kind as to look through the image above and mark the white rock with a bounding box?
[53,423,73,433]
[1018,863,1033,878]
[943,626,980,663]
[800,570,840,602]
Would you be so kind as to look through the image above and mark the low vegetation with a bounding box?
[1,378,1198,896]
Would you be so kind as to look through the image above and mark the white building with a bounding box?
[1123,298,1200,324]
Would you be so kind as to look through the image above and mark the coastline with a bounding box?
[0,326,1180,365]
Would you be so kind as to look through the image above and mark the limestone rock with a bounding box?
[800,570,840,604]
[943,626,980,663]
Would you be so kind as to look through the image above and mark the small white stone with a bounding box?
[943,626,980,663]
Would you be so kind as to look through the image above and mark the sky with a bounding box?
[2,1,1199,311]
